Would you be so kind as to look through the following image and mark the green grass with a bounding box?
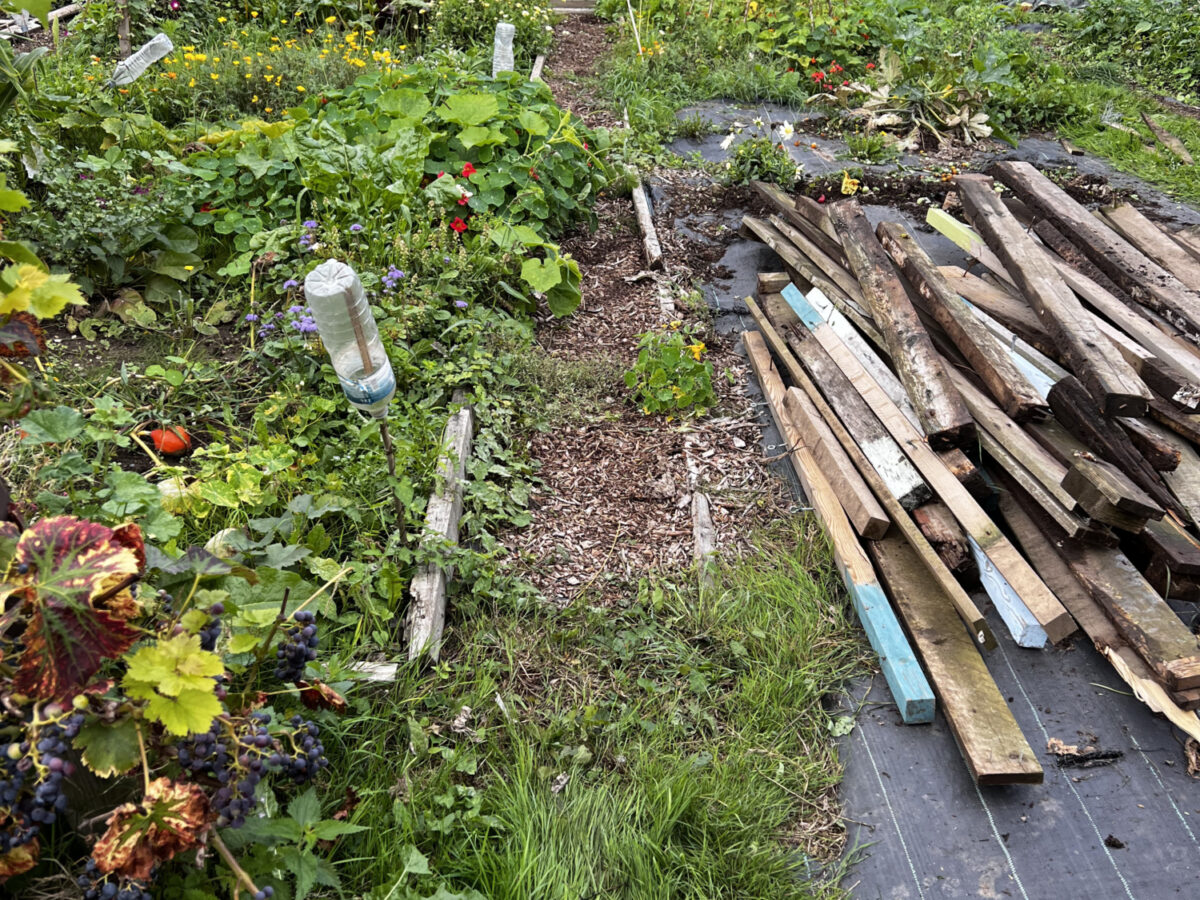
[326,519,864,898]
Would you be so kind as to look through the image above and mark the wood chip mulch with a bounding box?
[501,20,790,607]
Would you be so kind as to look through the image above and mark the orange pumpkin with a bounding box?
[149,426,192,456]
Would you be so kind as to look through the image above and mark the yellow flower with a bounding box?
[217,16,226,22]
[188,77,196,87]
[325,15,336,23]
[296,85,306,92]
[264,107,273,113]
[183,265,195,271]
[687,342,706,361]
[250,10,258,17]
[210,73,219,80]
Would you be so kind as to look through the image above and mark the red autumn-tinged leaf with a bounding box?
[111,523,146,572]
[93,779,210,881]
[298,679,347,712]
[332,787,360,821]
[14,602,140,700]
[2,516,144,700]
[0,837,38,882]
[0,312,45,359]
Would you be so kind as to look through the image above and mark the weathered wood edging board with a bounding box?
[745,331,935,723]
[406,401,475,662]
[783,284,1074,647]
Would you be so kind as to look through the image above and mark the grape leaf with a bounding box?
[145,689,223,736]
[74,718,142,778]
[93,779,210,881]
[123,634,224,736]
[0,837,38,882]
[2,516,143,700]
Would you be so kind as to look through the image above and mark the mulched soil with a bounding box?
[504,17,787,607]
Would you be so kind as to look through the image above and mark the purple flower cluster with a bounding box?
[454,300,469,310]
[299,220,318,250]
[382,266,405,293]
[350,223,363,233]
[288,305,318,334]
[283,279,300,290]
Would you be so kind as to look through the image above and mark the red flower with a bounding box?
[437,170,446,179]
[450,218,467,233]
[786,67,794,73]
[812,71,825,82]
[199,202,213,213]
[831,63,843,74]
[866,62,876,70]
[818,195,826,203]
[843,80,850,86]
[583,141,589,150]
[458,196,469,205]
[529,168,539,180]
[461,162,476,177]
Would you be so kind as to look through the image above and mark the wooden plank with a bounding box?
[1161,427,1200,523]
[768,294,932,511]
[744,330,935,723]
[1141,113,1195,165]
[1061,138,1084,156]
[934,212,1200,408]
[912,502,972,575]
[407,402,475,662]
[977,428,1114,545]
[746,295,994,649]
[631,178,663,270]
[990,160,1200,339]
[947,367,1076,511]
[691,490,717,593]
[1101,203,1200,291]
[769,215,866,313]
[783,283,1073,646]
[879,221,1047,422]
[1120,416,1182,472]
[1172,226,1200,265]
[1063,455,1164,520]
[751,180,849,269]
[529,54,547,80]
[830,200,975,449]
[794,194,840,243]
[957,174,1151,417]
[998,482,1200,741]
[1033,217,1135,309]
[781,387,889,539]
[757,271,791,295]
[1059,541,1200,690]
[742,217,862,320]
[868,535,1042,784]
[1142,517,1200,577]
[1048,375,1186,521]
[1151,400,1200,446]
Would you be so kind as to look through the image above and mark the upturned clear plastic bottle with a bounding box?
[303,260,396,418]
[108,33,175,87]
[492,22,516,77]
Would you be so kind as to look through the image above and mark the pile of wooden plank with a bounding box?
[741,162,1200,785]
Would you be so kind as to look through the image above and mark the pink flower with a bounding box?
[461,162,476,177]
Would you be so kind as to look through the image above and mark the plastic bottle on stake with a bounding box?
[492,22,515,77]
[108,33,175,86]
[303,260,396,418]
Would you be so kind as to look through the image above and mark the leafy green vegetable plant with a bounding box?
[624,323,717,417]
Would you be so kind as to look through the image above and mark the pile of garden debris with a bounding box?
[741,161,1200,784]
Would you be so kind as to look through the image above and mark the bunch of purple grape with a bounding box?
[77,859,153,900]
[1,712,82,855]
[274,610,318,683]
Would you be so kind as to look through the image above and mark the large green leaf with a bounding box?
[520,256,562,293]
[545,257,582,317]
[20,405,84,443]
[378,88,431,121]
[436,92,499,126]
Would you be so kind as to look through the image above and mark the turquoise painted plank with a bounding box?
[782,282,825,329]
[837,565,936,724]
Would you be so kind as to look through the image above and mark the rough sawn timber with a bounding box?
[744,330,935,723]
[829,200,975,449]
[956,174,1151,417]
[783,283,1072,646]
[407,401,475,662]
[745,296,994,649]
[868,535,1042,784]
[990,160,1200,340]
[878,221,1047,422]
